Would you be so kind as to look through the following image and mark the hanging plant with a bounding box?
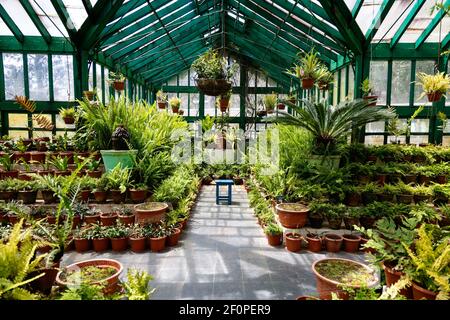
[109,71,126,91]
[59,107,76,125]
[315,66,334,90]
[416,72,450,102]
[169,97,181,113]
[156,90,167,109]
[191,49,238,96]
[264,92,277,114]
[287,49,321,89]
[361,78,378,106]
[217,90,232,112]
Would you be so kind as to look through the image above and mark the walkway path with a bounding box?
[62,185,367,299]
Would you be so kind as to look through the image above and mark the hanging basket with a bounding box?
[195,78,231,96]
[302,78,315,89]
[158,101,167,109]
[113,81,125,91]
[427,92,443,102]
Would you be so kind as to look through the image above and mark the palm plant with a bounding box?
[266,99,395,155]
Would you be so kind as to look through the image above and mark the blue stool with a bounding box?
[215,179,234,205]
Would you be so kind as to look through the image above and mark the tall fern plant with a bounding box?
[266,99,395,155]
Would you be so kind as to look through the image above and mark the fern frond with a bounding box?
[33,114,54,130]
[14,96,36,113]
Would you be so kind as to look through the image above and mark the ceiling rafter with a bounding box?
[19,0,51,44]
[50,0,78,41]
[390,0,427,48]
[0,4,24,43]
[365,0,396,43]
[415,0,450,49]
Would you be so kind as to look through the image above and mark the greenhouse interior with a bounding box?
[0,0,449,304]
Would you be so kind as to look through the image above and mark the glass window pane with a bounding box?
[32,114,51,128]
[8,130,28,139]
[205,95,216,116]
[365,135,384,145]
[410,135,428,145]
[366,121,385,133]
[348,66,354,100]
[388,135,406,144]
[28,54,49,101]
[104,67,109,104]
[96,64,103,103]
[256,71,266,87]
[229,94,240,117]
[189,68,197,86]
[88,62,94,91]
[442,136,450,146]
[391,60,411,106]
[410,119,429,133]
[9,114,28,128]
[267,77,276,87]
[370,61,388,105]
[189,93,199,117]
[340,69,346,101]
[232,65,240,86]
[333,72,338,105]
[3,53,24,100]
[168,75,177,86]
[248,70,256,87]
[179,70,189,86]
[179,93,188,113]
[52,55,74,101]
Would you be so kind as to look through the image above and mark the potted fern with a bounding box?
[105,165,131,204]
[59,107,76,125]
[288,49,320,89]
[416,72,449,102]
[169,96,181,114]
[109,71,126,91]
[316,66,334,90]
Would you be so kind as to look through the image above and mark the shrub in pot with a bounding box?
[413,184,432,203]
[105,165,131,204]
[114,206,135,226]
[0,154,19,179]
[415,71,449,103]
[129,224,146,252]
[17,180,38,204]
[107,222,130,252]
[344,186,362,207]
[324,204,345,230]
[343,207,361,230]
[89,223,110,252]
[59,107,76,125]
[84,207,102,225]
[361,183,380,205]
[169,96,181,114]
[145,224,167,252]
[285,232,302,252]
[264,222,283,246]
[134,202,168,225]
[395,182,414,205]
[92,175,109,203]
[0,178,18,201]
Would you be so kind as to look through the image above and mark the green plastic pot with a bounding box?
[100,150,138,172]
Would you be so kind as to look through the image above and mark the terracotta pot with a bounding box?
[363,95,378,106]
[110,190,126,204]
[276,203,309,229]
[46,215,57,224]
[378,193,395,202]
[266,233,283,246]
[414,194,431,203]
[74,238,91,252]
[84,214,100,225]
[301,78,314,89]
[118,214,135,226]
[427,92,442,102]
[37,170,52,176]
[29,268,59,295]
[360,237,376,254]
[0,191,17,201]
[113,81,125,91]
[56,259,123,294]
[17,190,37,204]
[1,170,19,179]
[435,175,447,184]
[87,170,102,178]
[345,192,361,207]
[41,189,57,204]
[158,101,166,109]
[367,155,377,162]
[30,151,46,163]
[13,152,31,163]
[84,91,95,100]
[413,155,427,163]
[418,175,431,185]
[397,194,413,204]
[59,151,74,164]
[171,106,179,114]
[135,202,168,225]
[63,116,75,125]
[93,191,108,203]
[111,237,128,252]
[54,170,71,177]
[277,103,285,110]
[78,190,90,202]
[382,261,413,299]
[358,175,371,184]
[92,238,110,252]
[129,189,148,203]
[327,217,342,230]
[362,192,378,205]
[7,214,19,224]
[342,234,361,253]
[324,234,343,253]
[149,236,167,252]
[412,282,437,300]
[402,174,417,184]
[308,215,324,228]
[306,234,322,252]
[312,258,378,300]
[129,237,146,252]
[167,228,181,246]
[343,217,359,230]
[100,213,117,226]
[285,233,302,252]
[71,215,81,229]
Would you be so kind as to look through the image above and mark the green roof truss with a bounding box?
[415,0,450,49]
[0,4,24,42]
[390,0,427,48]
[365,0,396,43]
[19,0,51,44]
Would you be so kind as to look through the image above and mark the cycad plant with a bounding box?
[266,99,395,155]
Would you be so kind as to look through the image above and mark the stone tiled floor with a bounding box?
[62,185,370,300]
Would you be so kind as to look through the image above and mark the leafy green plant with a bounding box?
[264,222,283,236]
[108,71,126,82]
[122,269,155,300]
[361,78,373,96]
[191,48,238,80]
[416,72,450,98]
[0,154,15,171]
[267,99,394,155]
[106,222,129,238]
[48,155,69,171]
[59,107,76,119]
[105,165,131,193]
[263,93,277,111]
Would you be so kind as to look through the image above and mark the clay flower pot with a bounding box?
[84,214,100,225]
[312,258,378,300]
[382,261,413,299]
[129,237,146,252]
[266,233,283,246]
[343,217,359,230]
[79,190,91,202]
[308,215,324,228]
[74,238,91,253]
[30,151,46,163]
[56,259,123,294]
[427,92,442,102]
[363,95,378,106]
[63,117,75,125]
[87,170,102,178]
[110,190,126,204]
[285,233,302,252]
[167,228,181,247]
[0,191,17,201]
[276,203,309,229]
[93,191,108,203]
[41,189,57,204]
[29,268,59,295]
[345,192,361,207]
[277,103,285,110]
[135,202,168,225]
[118,214,135,226]
[129,189,148,203]
[113,81,125,91]
[397,194,413,204]
[92,238,110,252]
[360,216,377,229]
[324,234,343,253]
[100,212,118,226]
[17,190,37,204]
[414,194,431,203]
[412,282,437,300]
[342,234,361,253]
[301,78,314,89]
[306,233,322,252]
[111,237,128,252]
[327,217,343,230]
[158,101,166,109]
[0,170,19,180]
[149,236,167,252]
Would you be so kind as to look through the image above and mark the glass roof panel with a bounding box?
[399,0,439,43]
[356,0,382,34]
[106,3,148,28]
[372,0,414,43]
[30,0,69,37]
[0,0,40,36]
[0,16,13,36]
[425,15,450,43]
[344,0,358,11]
[62,0,88,30]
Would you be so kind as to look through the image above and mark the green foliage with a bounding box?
[0,154,15,171]
[122,269,155,300]
[191,48,238,80]
[105,165,131,193]
[152,166,196,206]
[264,222,283,236]
[361,78,373,95]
